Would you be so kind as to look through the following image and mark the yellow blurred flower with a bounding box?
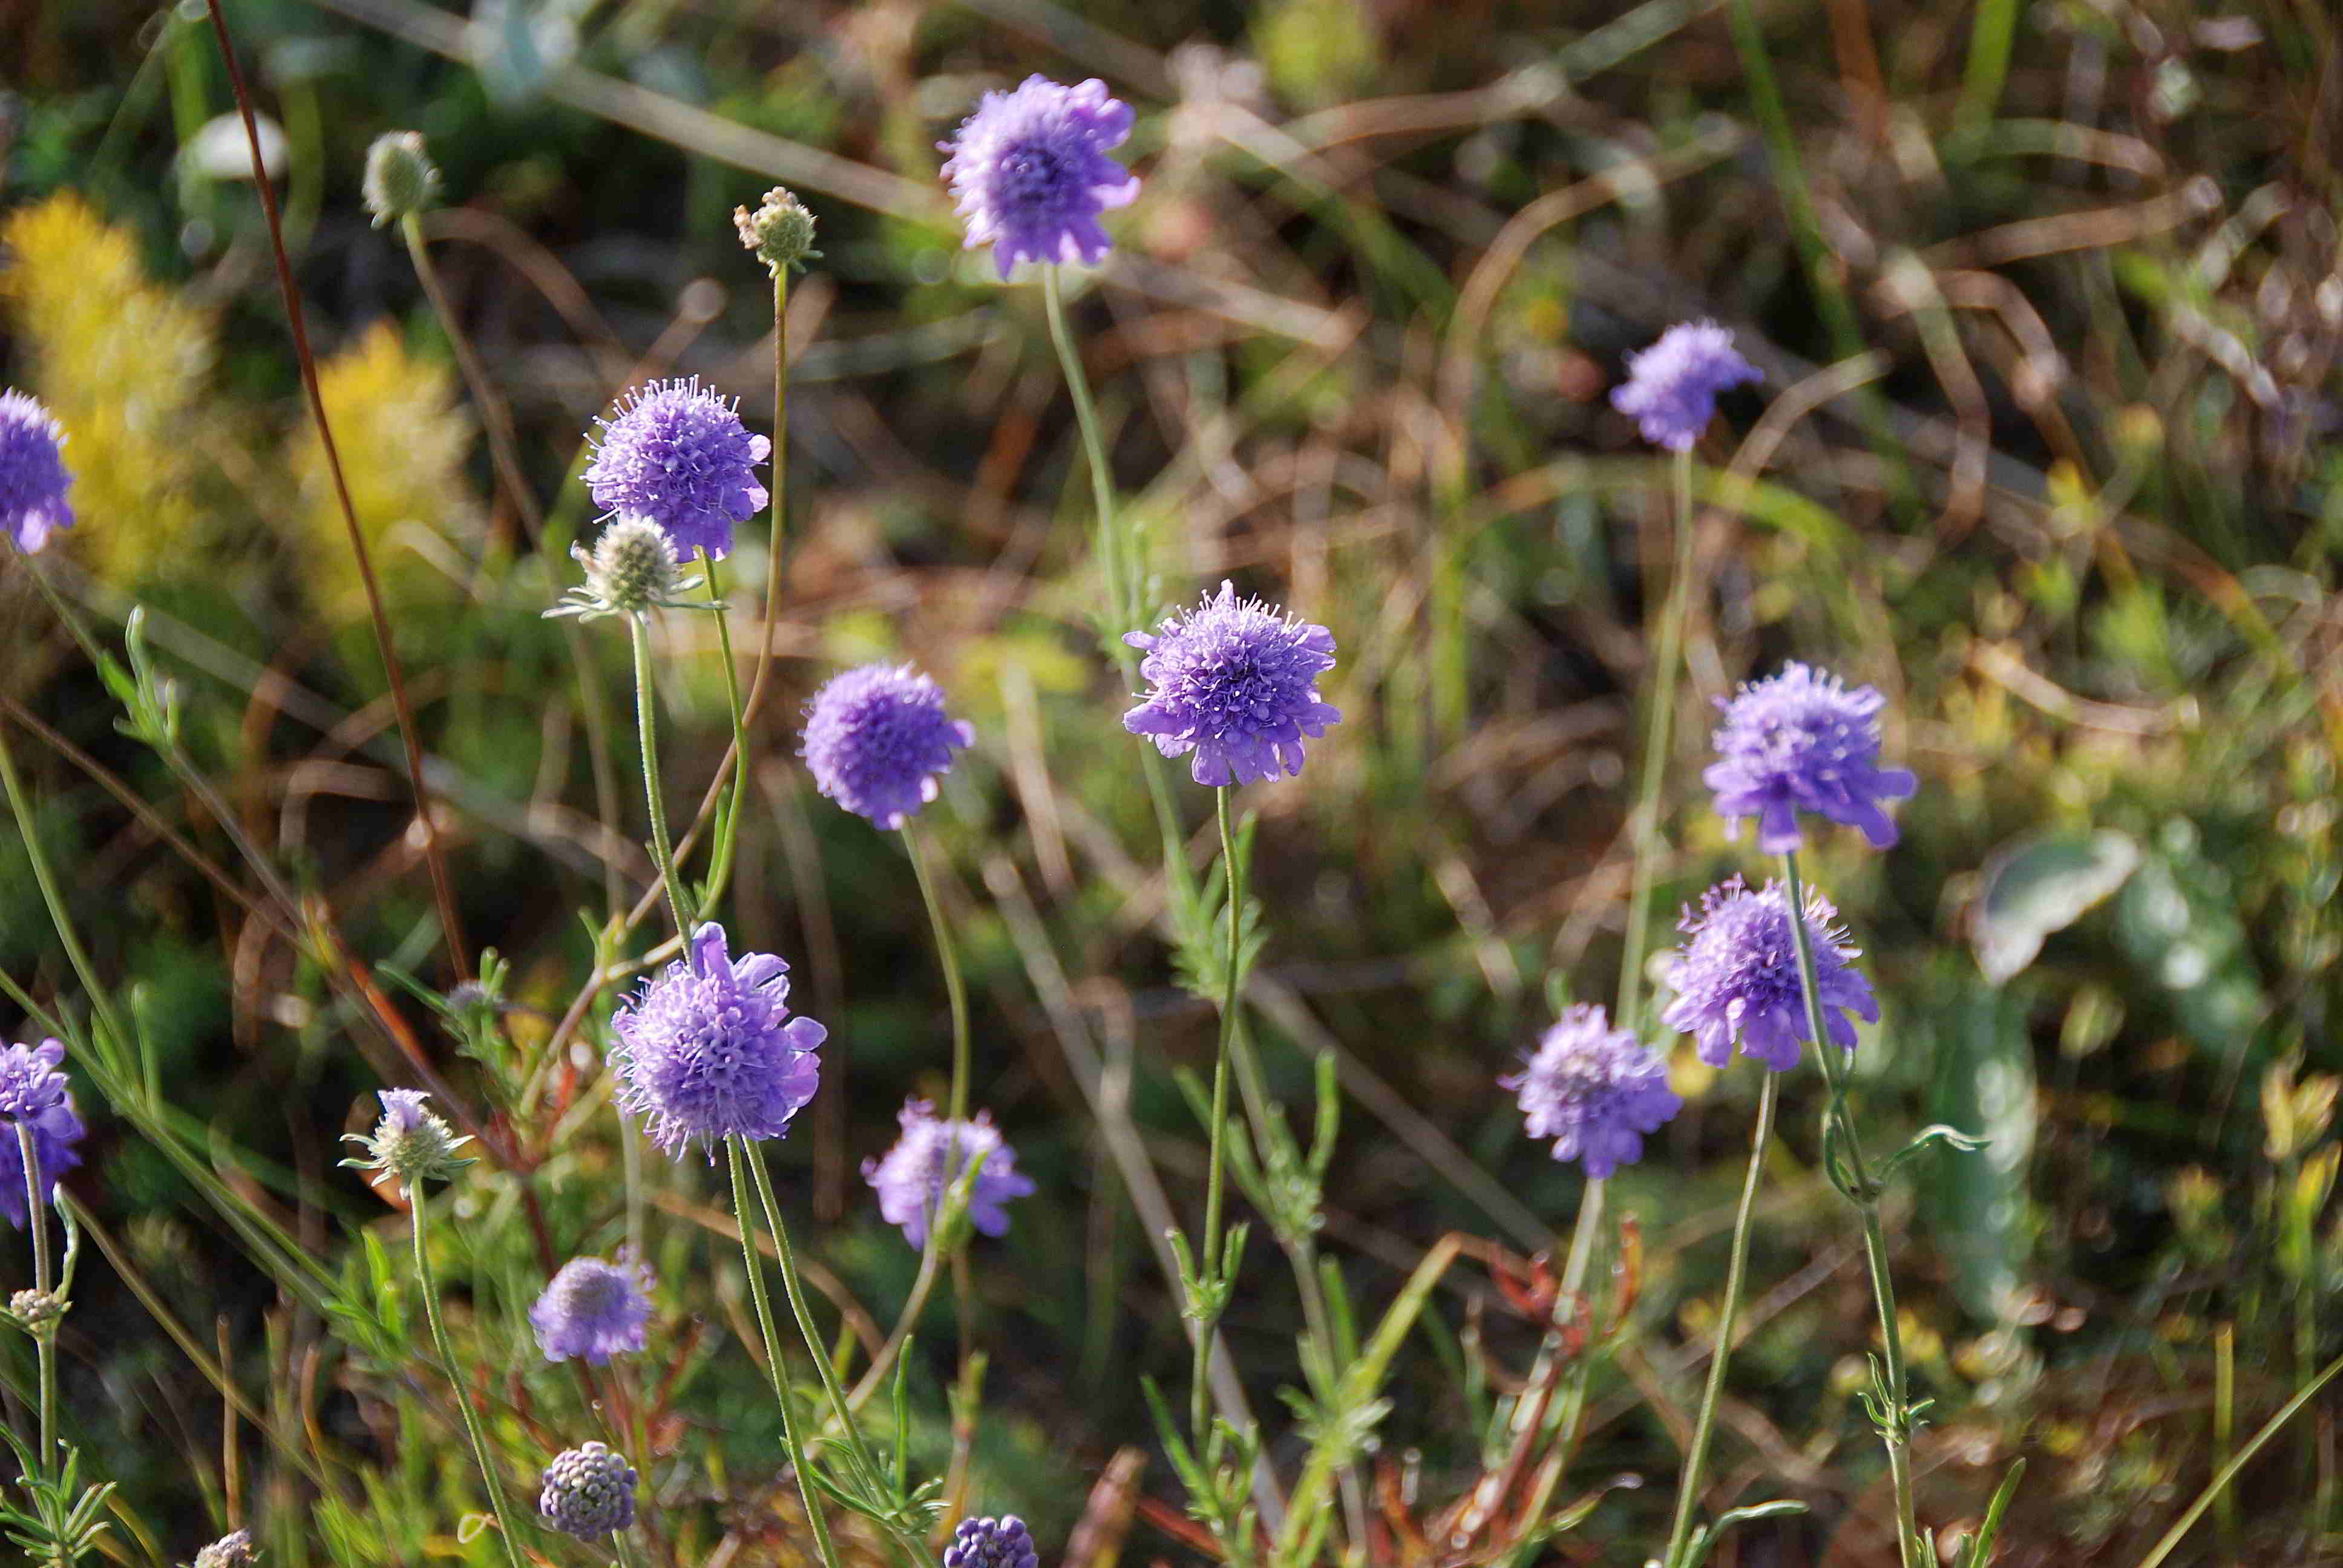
[0,191,212,584]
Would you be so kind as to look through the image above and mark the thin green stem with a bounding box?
[1499,1179,1609,1548]
[1661,1071,1780,1568]
[907,824,972,1128]
[408,1183,528,1568]
[1780,848,1919,1568]
[745,267,790,724]
[1040,269,1195,915]
[740,1143,882,1477]
[1043,265,1126,638]
[724,1137,845,1568]
[1617,449,1699,1035]
[630,616,696,944]
[697,549,751,904]
[19,1123,54,1477]
[2135,1345,2343,1568]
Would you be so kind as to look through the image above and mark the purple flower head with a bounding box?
[583,377,769,558]
[942,74,1141,280]
[863,1099,1037,1250]
[529,1253,656,1365]
[1610,321,1761,452]
[945,1516,1040,1568]
[540,1442,637,1540]
[1660,876,1878,1072]
[611,923,825,1159]
[1702,662,1916,852]
[0,1039,82,1229]
[800,662,976,830]
[1123,580,1342,787]
[1501,1005,1682,1179]
[0,390,75,553]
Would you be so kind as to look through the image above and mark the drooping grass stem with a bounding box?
[1660,1070,1780,1568]
[408,1182,529,1568]
[1781,847,1920,1568]
[723,1137,845,1568]
[1617,448,1700,1036]
[201,0,470,982]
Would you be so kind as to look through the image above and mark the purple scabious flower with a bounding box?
[540,1442,637,1540]
[583,377,769,559]
[529,1253,656,1365]
[945,1515,1040,1568]
[1660,876,1878,1073]
[0,1039,84,1229]
[1122,580,1342,787]
[1501,1005,1682,1179]
[863,1099,1037,1250]
[611,923,825,1159]
[941,74,1141,279]
[0,390,75,553]
[800,662,976,831]
[1610,321,1761,452]
[1702,662,1917,852]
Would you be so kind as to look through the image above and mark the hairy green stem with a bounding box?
[908,824,972,1129]
[629,616,696,944]
[1781,848,1919,1568]
[1041,267,1195,903]
[1618,449,1699,1034]
[1661,1071,1780,1568]
[1187,788,1244,1440]
[697,549,750,905]
[724,1137,845,1568]
[408,1183,528,1568]
[19,1123,56,1477]
[742,1140,940,1568]
[1043,265,1127,638]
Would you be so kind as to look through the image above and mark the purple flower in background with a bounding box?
[945,1515,1041,1568]
[942,74,1141,279]
[1703,662,1916,852]
[0,1039,84,1227]
[540,1442,637,1540]
[1124,580,1341,787]
[611,924,825,1159]
[529,1253,656,1365]
[800,662,975,830]
[1501,1005,1682,1179]
[1610,321,1761,452]
[0,390,75,553]
[583,377,769,558]
[863,1099,1036,1250]
[1660,876,1878,1072]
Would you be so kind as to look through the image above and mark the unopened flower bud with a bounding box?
[548,517,703,622]
[733,186,819,276]
[363,131,441,228]
[341,1088,473,1186]
[9,1288,64,1334]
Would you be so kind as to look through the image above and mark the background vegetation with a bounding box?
[2,0,2340,1563]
